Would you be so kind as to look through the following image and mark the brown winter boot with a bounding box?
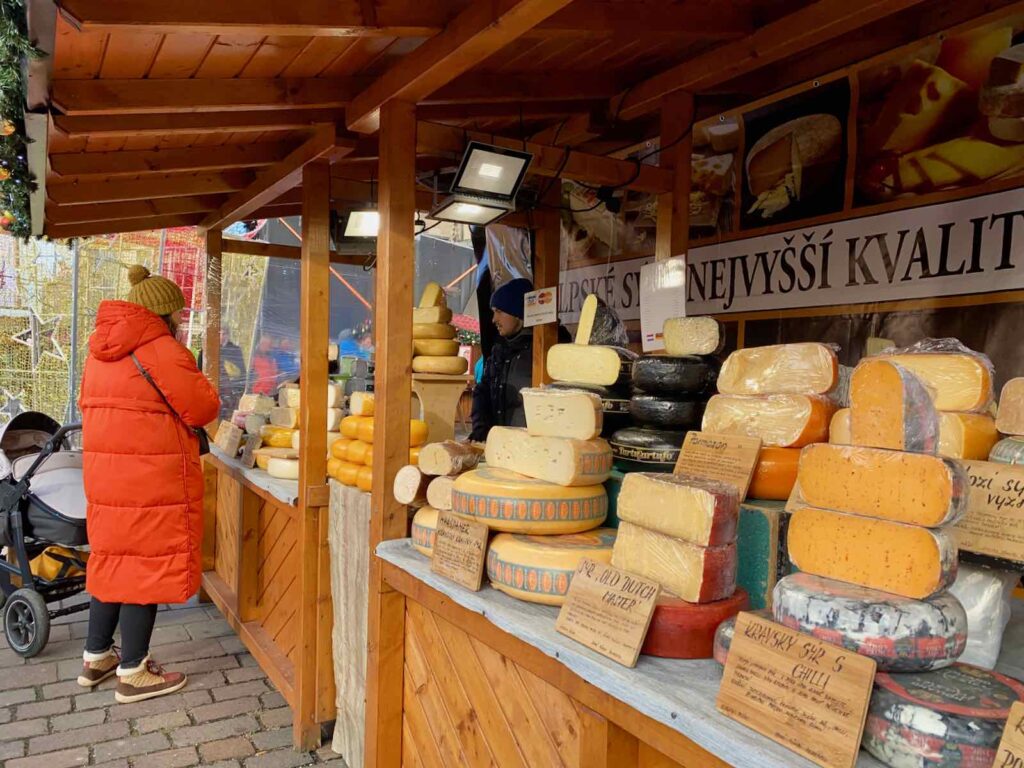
[78,646,120,688]
[114,657,187,704]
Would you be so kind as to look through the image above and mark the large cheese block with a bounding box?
[712,609,773,666]
[451,466,607,534]
[736,500,791,611]
[773,573,967,672]
[611,522,736,603]
[418,281,445,308]
[628,394,704,429]
[244,413,268,436]
[413,338,459,357]
[412,322,456,340]
[787,506,958,599]
[616,472,738,546]
[834,407,998,459]
[997,377,1024,435]
[608,426,685,472]
[547,382,631,438]
[486,528,616,605]
[850,358,939,452]
[883,352,993,412]
[412,305,452,325]
[747,447,799,501]
[521,387,603,440]
[702,394,832,448]
[270,406,299,428]
[410,506,440,557]
[547,344,635,387]
[990,436,1024,464]
[662,316,724,357]
[717,343,838,395]
[798,443,967,527]
[412,355,468,375]
[239,394,274,415]
[279,385,300,408]
[864,665,1024,768]
[267,457,300,480]
[484,427,613,487]
[641,588,748,659]
[349,391,374,417]
[260,425,295,449]
[631,355,719,396]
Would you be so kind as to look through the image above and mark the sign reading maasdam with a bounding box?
[686,188,1024,315]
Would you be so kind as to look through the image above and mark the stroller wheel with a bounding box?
[4,588,50,658]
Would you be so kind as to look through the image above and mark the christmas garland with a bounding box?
[0,0,42,238]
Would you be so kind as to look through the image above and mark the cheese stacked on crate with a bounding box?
[330,413,429,492]
[609,472,748,658]
[780,352,976,678]
[702,342,838,501]
[234,394,274,438]
[411,282,467,376]
[992,376,1024,463]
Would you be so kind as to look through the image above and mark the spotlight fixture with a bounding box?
[343,209,380,238]
[428,141,533,225]
[427,197,511,226]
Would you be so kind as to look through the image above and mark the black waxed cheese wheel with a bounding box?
[549,381,632,437]
[629,394,705,429]
[631,355,719,397]
[609,426,687,473]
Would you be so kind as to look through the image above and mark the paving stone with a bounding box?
[56,658,87,681]
[0,740,26,760]
[43,680,91,699]
[212,681,267,702]
[107,692,191,721]
[170,715,259,747]
[0,647,28,668]
[251,729,292,752]
[149,625,192,647]
[184,618,233,640]
[174,656,239,675]
[16,698,71,720]
[243,749,315,768]
[137,746,199,768]
[91,732,171,762]
[199,737,256,762]
[154,608,214,628]
[203,761,241,768]
[179,670,226,692]
[71,688,117,711]
[0,687,37,707]
[0,707,11,724]
[135,710,191,734]
[258,708,292,730]
[29,720,130,754]
[2,717,49,741]
[51,709,105,731]
[7,746,89,768]
[6,663,58,687]
[182,690,212,707]
[153,639,228,664]
[191,697,260,725]
[259,691,286,710]
[91,761,128,768]
[224,667,267,684]
[219,637,248,655]
[34,639,91,662]
[238,653,259,668]
[47,624,72,643]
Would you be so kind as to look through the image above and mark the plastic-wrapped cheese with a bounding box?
[411,505,440,556]
[611,521,736,603]
[486,528,616,605]
[260,425,295,449]
[239,394,274,415]
[546,343,635,387]
[279,385,300,408]
[521,387,603,440]
[834,407,998,460]
[662,316,724,356]
[484,427,612,487]
[863,665,1024,768]
[270,406,299,428]
[717,343,838,395]
[997,377,1024,435]
[787,506,958,599]
[702,394,832,448]
[713,609,772,666]
[451,466,607,534]
[616,472,738,546]
[850,359,939,452]
[631,355,719,396]
[990,436,1024,464]
[747,447,799,501]
[772,573,967,672]
[797,443,967,527]
[884,352,993,412]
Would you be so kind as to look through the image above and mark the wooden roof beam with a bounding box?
[613,0,934,121]
[220,238,367,267]
[53,109,347,138]
[47,171,253,205]
[46,195,225,224]
[346,0,577,133]
[49,142,293,178]
[200,125,357,231]
[46,213,207,240]
[418,100,604,123]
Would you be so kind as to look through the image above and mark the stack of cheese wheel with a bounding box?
[258,382,344,480]
[411,281,468,376]
[610,472,748,658]
[233,393,275,437]
[330,407,429,492]
[991,376,1024,463]
[702,342,839,501]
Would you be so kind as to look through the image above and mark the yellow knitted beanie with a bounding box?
[125,264,185,317]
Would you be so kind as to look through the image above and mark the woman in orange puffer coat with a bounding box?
[77,265,219,704]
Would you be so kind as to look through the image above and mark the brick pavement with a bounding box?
[0,598,346,768]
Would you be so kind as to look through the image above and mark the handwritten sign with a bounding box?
[555,558,660,668]
[717,612,876,768]
[674,431,762,498]
[430,512,488,591]
[996,702,1024,768]
[954,460,1024,565]
[238,435,262,469]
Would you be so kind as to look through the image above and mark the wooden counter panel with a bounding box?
[215,474,241,588]
[257,497,299,664]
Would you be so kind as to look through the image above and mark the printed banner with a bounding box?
[686,187,1024,315]
[558,255,652,323]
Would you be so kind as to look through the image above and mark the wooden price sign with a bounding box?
[430,511,489,591]
[996,701,1024,768]
[674,431,762,498]
[555,558,660,668]
[717,612,876,768]
[238,435,262,469]
[954,460,1024,565]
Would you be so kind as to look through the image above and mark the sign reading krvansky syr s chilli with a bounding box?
[686,188,1024,315]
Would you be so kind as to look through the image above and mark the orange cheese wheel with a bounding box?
[330,437,354,460]
[747,447,800,501]
[357,466,373,492]
[364,449,374,468]
[337,461,360,486]
[409,446,421,465]
[340,415,364,439]
[356,417,376,444]
[346,440,370,465]
[410,419,429,447]
[327,457,343,478]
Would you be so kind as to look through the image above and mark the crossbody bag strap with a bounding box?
[130,352,184,422]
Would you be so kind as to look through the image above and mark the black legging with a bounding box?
[85,598,158,668]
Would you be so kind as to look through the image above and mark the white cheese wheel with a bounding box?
[412,355,468,375]
[267,457,300,480]
[326,383,343,408]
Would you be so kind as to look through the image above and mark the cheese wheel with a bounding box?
[798,443,967,527]
[337,461,359,486]
[290,430,300,451]
[990,436,1024,464]
[702,394,832,448]
[452,466,607,534]
[260,425,295,449]
[829,408,851,444]
[611,522,737,603]
[350,392,374,417]
[546,343,635,387]
[356,418,375,444]
[997,377,1024,435]
[412,355,469,375]
[411,506,441,556]
[356,466,373,492]
[484,427,613,487]
[884,352,993,412]
[426,475,455,511]
[364,449,374,467]
[521,387,603,440]
[327,457,343,478]
[787,506,958,599]
[253,446,297,471]
[418,281,445,308]
[413,338,460,357]
[412,323,456,340]
[850,359,939,452]
[617,472,738,546]
[641,588,749,659]
[410,419,429,447]
[662,316,724,357]
[346,440,370,465]
[717,343,838,396]
[747,447,799,501]
[267,457,300,480]
[340,415,365,439]
[773,573,967,672]
[486,528,616,605]
[628,394,705,429]
[547,381,631,438]
[331,438,353,460]
[713,609,772,666]
[631,355,719,396]
[609,426,685,472]
[327,432,342,452]
[412,305,453,324]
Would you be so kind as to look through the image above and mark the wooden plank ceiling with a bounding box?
[41,0,1019,238]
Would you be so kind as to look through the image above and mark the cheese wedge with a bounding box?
[850,359,939,452]
[798,443,967,527]
[616,472,738,545]
[412,355,468,375]
[662,317,723,356]
[787,506,958,599]
[997,377,1024,435]
[418,281,446,308]
[884,352,993,412]
[702,394,832,448]
[279,385,300,408]
[413,338,459,357]
[484,427,613,487]
[522,387,603,440]
[350,392,374,417]
[412,323,456,340]
[546,344,633,387]
[718,343,838,395]
[413,306,453,324]
[574,294,627,347]
[270,406,299,429]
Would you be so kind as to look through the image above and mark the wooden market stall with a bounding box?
[29,0,1024,763]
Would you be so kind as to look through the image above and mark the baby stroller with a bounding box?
[0,412,88,657]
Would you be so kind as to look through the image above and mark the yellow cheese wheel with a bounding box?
[346,440,370,465]
[364,449,374,468]
[357,466,373,492]
[409,446,421,465]
[413,339,460,357]
[412,355,468,375]
[412,322,456,340]
[411,506,440,556]
[331,438,353,460]
[410,419,429,447]
[327,457,343,477]
[260,425,295,449]
[340,415,363,439]
[357,418,375,444]
[418,281,446,308]
[337,461,360,486]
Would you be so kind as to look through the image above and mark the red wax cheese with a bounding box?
[641,588,749,659]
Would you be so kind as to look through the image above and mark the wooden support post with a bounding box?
[533,182,561,386]
[366,100,416,768]
[203,229,222,415]
[295,160,332,750]
[655,92,693,262]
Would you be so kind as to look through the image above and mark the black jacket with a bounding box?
[470,329,534,441]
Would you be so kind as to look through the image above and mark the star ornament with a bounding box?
[8,309,65,367]
[0,388,25,420]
